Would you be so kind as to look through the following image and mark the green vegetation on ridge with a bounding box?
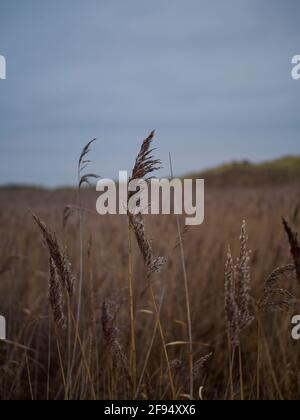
[189,155,300,187]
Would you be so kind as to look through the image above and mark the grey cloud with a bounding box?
[0,0,299,185]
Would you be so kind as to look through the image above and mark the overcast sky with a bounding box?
[0,0,299,186]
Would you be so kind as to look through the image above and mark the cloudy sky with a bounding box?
[0,0,299,186]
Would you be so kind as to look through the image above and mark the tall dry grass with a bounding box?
[0,136,300,400]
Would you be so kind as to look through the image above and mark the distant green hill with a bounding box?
[188,156,300,187]
[1,156,300,191]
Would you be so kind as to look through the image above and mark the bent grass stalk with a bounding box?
[256,316,261,400]
[169,153,194,400]
[227,335,235,401]
[128,223,137,397]
[69,139,98,394]
[69,309,97,400]
[127,131,174,398]
[135,285,165,399]
[238,345,244,400]
[149,284,176,398]
[76,138,98,327]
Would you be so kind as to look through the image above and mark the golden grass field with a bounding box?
[0,150,300,400]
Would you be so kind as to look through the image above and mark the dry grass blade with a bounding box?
[169,152,194,400]
[293,204,299,222]
[282,218,300,283]
[32,212,76,297]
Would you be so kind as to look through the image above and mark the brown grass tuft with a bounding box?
[225,221,254,348]
[32,212,76,297]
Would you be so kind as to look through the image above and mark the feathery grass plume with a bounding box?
[78,139,96,174]
[225,221,254,347]
[102,297,132,387]
[130,130,161,181]
[78,138,100,189]
[129,130,167,278]
[282,218,300,283]
[258,264,296,312]
[129,215,167,277]
[193,353,213,380]
[49,257,66,330]
[32,212,76,297]
[170,353,212,381]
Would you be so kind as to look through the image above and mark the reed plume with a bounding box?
[129,130,167,278]
[102,297,132,387]
[32,212,76,297]
[170,352,212,382]
[258,219,300,312]
[32,212,76,330]
[193,353,213,380]
[258,264,296,312]
[225,221,254,347]
[78,138,99,188]
[130,130,161,181]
